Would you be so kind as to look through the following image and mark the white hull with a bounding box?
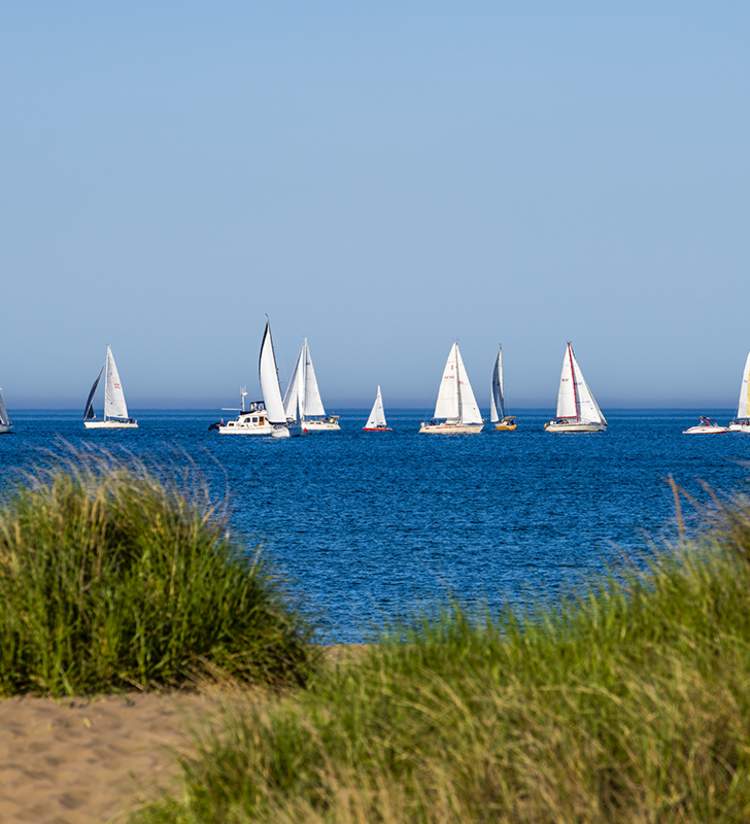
[419,421,483,435]
[84,419,139,429]
[218,418,273,435]
[0,424,12,435]
[683,425,730,435]
[728,421,750,433]
[301,418,341,432]
[545,420,606,433]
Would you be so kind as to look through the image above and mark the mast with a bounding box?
[103,346,110,421]
[456,343,463,423]
[568,342,580,422]
[301,339,308,425]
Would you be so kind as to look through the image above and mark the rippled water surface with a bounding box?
[1,409,748,642]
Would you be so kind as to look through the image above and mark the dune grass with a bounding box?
[135,496,750,823]
[0,451,314,695]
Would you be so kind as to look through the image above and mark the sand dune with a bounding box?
[0,691,221,823]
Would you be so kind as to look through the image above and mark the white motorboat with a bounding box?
[419,342,483,434]
[0,388,12,435]
[728,351,750,432]
[683,417,730,435]
[283,338,340,432]
[490,345,517,431]
[219,320,292,438]
[216,400,273,435]
[83,346,138,429]
[363,385,391,431]
[545,342,607,433]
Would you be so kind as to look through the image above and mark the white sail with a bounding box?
[0,389,9,427]
[455,345,482,425]
[571,349,606,425]
[302,339,326,417]
[434,343,460,420]
[104,346,129,420]
[737,352,750,419]
[555,343,578,419]
[259,320,287,424]
[365,385,387,428]
[490,346,505,423]
[283,346,305,422]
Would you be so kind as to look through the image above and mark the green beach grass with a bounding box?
[0,451,314,695]
[135,494,750,823]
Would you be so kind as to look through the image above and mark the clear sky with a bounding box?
[2,3,748,409]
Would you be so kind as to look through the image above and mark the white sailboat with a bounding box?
[83,346,138,429]
[728,351,750,433]
[219,320,291,438]
[544,342,607,433]
[490,345,517,431]
[0,389,12,435]
[362,385,391,431]
[283,338,340,432]
[419,342,484,434]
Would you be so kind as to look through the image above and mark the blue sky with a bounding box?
[2,4,748,409]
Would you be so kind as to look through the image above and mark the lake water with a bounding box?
[1,409,748,642]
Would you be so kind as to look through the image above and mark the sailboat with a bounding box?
[0,389,12,435]
[283,338,340,432]
[363,385,391,431]
[544,342,607,433]
[419,342,483,434]
[728,351,750,433]
[83,346,138,429]
[218,320,291,438]
[490,345,517,431]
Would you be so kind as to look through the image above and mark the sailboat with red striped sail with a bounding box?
[544,342,607,433]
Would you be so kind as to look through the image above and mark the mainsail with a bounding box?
[737,351,750,420]
[0,390,10,427]
[490,346,505,423]
[303,340,326,417]
[555,343,605,425]
[433,343,482,424]
[283,346,305,422]
[104,346,130,420]
[365,385,387,428]
[258,320,287,424]
[83,367,104,420]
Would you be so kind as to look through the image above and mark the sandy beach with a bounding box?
[0,691,221,823]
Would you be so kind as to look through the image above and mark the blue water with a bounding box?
[1,409,748,642]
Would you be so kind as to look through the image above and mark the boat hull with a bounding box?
[0,425,12,435]
[362,426,392,432]
[728,421,750,433]
[683,426,730,435]
[544,421,606,433]
[419,422,484,435]
[218,421,273,435]
[83,420,139,430]
[494,420,517,431]
[302,418,341,432]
